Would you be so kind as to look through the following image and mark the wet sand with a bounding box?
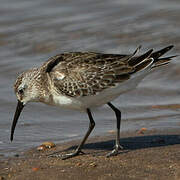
[0,128,180,180]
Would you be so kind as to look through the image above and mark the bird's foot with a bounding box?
[106,144,123,157]
[48,150,85,160]
[61,150,85,160]
[48,153,63,158]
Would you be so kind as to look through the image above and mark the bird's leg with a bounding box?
[106,102,123,157]
[61,108,95,160]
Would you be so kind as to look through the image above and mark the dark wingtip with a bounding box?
[164,45,174,51]
[151,45,174,60]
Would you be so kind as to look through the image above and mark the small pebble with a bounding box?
[37,142,55,150]
[37,145,46,151]
[89,162,97,167]
[32,167,39,172]
[138,128,147,134]
[108,130,116,133]
[42,142,55,148]
[8,174,11,178]
[76,162,82,167]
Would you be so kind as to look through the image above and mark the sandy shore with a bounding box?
[0,128,180,180]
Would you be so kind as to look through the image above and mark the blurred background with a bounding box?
[0,0,180,157]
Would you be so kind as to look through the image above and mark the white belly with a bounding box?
[50,70,150,111]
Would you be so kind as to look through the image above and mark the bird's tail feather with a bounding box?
[152,55,178,68]
[151,45,178,68]
[151,45,174,61]
[129,45,177,73]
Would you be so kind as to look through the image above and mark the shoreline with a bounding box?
[0,128,180,180]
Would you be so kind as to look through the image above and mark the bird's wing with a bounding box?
[42,50,154,97]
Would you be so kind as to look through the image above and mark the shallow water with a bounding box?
[0,0,180,157]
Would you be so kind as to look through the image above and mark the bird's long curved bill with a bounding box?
[10,100,24,141]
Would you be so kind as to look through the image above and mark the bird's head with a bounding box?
[14,69,41,105]
[11,68,41,141]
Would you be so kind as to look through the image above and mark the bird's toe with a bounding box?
[61,150,85,160]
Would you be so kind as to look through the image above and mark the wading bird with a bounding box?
[11,45,176,159]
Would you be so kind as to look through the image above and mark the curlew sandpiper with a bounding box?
[10,45,176,159]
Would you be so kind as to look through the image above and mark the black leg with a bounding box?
[61,108,95,160]
[107,102,123,157]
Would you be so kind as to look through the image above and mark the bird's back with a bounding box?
[39,45,176,110]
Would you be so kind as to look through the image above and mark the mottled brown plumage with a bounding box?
[38,45,174,97]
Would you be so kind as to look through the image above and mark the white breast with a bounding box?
[51,92,84,111]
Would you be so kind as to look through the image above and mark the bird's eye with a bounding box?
[18,89,24,94]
